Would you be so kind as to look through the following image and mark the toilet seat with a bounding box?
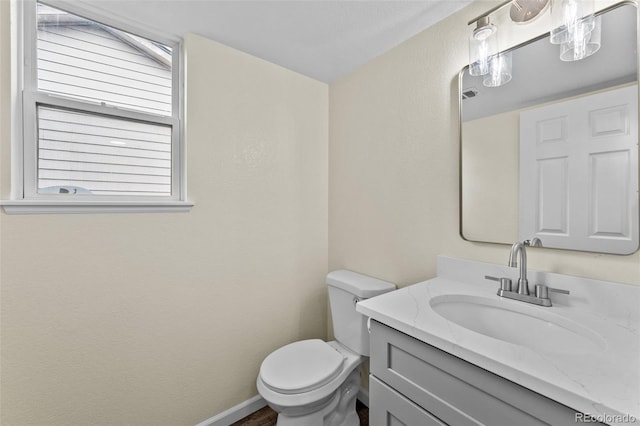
[259,339,345,394]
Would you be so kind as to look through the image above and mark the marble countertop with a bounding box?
[356,256,640,426]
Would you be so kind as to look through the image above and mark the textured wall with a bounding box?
[0,27,328,425]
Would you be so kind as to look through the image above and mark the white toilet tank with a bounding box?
[327,270,395,356]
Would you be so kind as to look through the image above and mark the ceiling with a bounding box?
[72,0,473,83]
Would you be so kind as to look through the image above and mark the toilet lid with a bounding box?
[260,339,344,394]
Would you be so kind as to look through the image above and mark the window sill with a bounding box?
[1,200,194,214]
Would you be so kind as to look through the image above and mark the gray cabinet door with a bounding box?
[370,375,446,426]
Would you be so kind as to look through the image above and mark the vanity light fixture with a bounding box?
[510,0,551,23]
[550,0,601,61]
[559,14,601,61]
[468,0,549,87]
[550,0,595,44]
[483,51,513,87]
[468,0,602,88]
[469,16,498,77]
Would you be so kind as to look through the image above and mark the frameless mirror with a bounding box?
[460,2,639,255]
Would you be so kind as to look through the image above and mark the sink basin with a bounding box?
[430,295,607,354]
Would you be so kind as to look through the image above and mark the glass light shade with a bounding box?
[483,51,512,87]
[560,14,601,61]
[469,23,497,76]
[550,0,595,44]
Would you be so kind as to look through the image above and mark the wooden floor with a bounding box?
[231,400,369,426]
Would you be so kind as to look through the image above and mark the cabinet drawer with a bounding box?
[370,320,601,426]
[370,375,446,426]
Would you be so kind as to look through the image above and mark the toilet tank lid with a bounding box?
[326,270,396,298]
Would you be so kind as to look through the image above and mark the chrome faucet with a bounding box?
[484,241,570,307]
[508,242,529,295]
[524,237,543,247]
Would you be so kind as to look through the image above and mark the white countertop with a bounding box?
[356,256,640,426]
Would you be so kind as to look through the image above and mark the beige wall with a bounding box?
[0,16,328,425]
[329,0,640,288]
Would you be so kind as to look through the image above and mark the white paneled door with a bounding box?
[519,85,638,254]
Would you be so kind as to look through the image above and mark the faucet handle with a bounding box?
[535,284,548,299]
[535,284,570,299]
[485,275,512,291]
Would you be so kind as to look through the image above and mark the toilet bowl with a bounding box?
[257,270,395,426]
[257,340,363,426]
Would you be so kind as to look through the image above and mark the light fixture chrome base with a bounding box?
[510,0,550,23]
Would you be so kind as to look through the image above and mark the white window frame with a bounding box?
[2,0,192,214]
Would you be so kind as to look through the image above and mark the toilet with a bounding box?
[256,270,395,426]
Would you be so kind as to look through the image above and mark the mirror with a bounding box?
[460,2,639,255]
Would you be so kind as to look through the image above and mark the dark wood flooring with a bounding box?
[231,400,369,426]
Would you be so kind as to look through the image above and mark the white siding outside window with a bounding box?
[36,7,173,116]
[37,106,172,196]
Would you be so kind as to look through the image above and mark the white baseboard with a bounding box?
[194,394,267,426]
[194,387,369,426]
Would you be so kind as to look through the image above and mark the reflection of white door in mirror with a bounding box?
[519,84,638,254]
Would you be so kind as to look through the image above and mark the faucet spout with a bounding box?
[508,242,529,295]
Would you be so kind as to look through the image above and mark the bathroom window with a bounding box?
[5,1,191,213]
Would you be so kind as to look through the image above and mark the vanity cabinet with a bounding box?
[369,320,605,426]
